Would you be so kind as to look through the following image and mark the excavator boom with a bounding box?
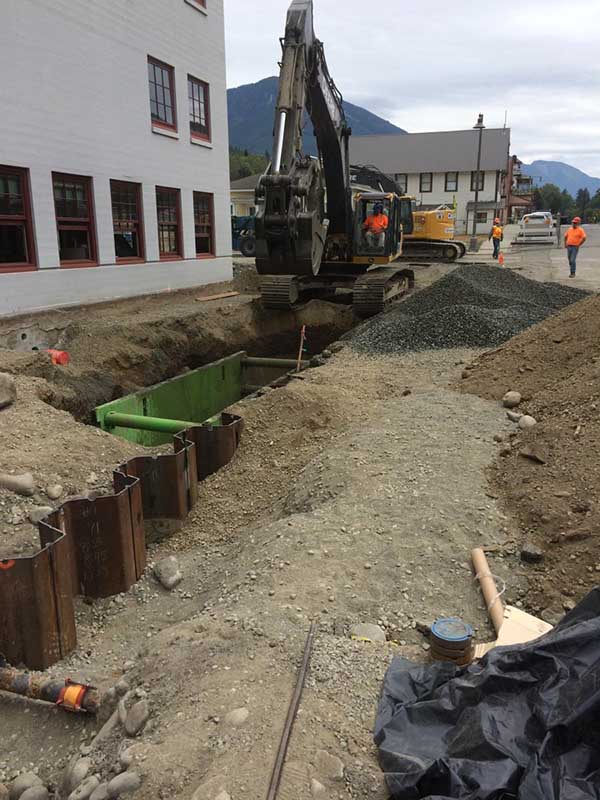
[255,0,351,277]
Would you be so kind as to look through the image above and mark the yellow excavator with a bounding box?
[404,205,466,261]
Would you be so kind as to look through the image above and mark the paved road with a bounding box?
[503,223,600,293]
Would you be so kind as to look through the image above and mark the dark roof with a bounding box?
[351,129,511,174]
[230,173,262,190]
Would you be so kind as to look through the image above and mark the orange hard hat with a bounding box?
[494,218,501,224]
[573,217,582,224]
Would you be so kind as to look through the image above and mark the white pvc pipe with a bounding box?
[273,111,287,174]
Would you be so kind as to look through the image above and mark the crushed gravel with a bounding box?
[348,264,589,354]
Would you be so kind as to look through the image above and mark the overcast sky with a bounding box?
[224,0,600,176]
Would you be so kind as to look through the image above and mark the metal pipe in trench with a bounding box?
[242,357,309,369]
[104,412,198,434]
[0,664,100,714]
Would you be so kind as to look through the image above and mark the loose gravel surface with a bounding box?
[348,264,588,354]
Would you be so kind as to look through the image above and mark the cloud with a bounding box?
[224,0,600,175]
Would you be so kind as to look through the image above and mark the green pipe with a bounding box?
[104,412,198,434]
[242,357,309,369]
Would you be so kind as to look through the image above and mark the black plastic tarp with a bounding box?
[374,589,600,799]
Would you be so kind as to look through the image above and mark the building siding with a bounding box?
[0,0,231,315]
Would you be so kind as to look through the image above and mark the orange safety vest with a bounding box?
[564,226,586,247]
[492,225,503,240]
[364,213,388,234]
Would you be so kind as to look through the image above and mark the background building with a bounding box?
[351,128,512,234]
[0,0,231,316]
[230,174,261,217]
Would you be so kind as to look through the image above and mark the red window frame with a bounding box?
[52,172,97,268]
[110,180,145,264]
[148,56,177,132]
[0,165,37,273]
[188,75,211,142]
[156,186,182,260]
[193,192,215,257]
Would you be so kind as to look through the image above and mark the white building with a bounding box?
[0,0,231,317]
[351,129,511,234]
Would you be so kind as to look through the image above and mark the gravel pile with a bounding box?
[349,264,589,354]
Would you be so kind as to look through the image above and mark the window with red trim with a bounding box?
[193,192,214,255]
[156,187,182,259]
[188,76,211,141]
[111,180,145,262]
[0,166,36,269]
[52,173,97,265]
[148,57,177,131]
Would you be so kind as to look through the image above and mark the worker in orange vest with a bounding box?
[363,203,388,251]
[489,217,504,260]
[564,217,587,276]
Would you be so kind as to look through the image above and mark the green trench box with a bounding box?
[95,352,247,446]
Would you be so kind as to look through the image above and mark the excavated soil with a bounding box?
[0,291,353,557]
[458,293,600,618]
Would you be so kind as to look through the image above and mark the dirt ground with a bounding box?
[0,244,598,799]
[1,346,522,799]
[458,291,600,620]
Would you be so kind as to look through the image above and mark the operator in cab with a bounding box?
[363,203,388,251]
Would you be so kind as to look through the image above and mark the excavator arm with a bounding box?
[255,0,352,277]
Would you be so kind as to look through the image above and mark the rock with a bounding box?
[519,447,546,465]
[69,777,100,800]
[315,750,344,782]
[63,759,91,795]
[89,785,109,800]
[190,777,227,800]
[499,445,512,458]
[415,619,431,636]
[19,790,48,800]
[493,433,507,443]
[29,506,53,524]
[520,543,544,564]
[107,772,141,798]
[0,373,16,409]
[86,472,98,485]
[119,748,135,771]
[9,773,43,800]
[402,388,412,397]
[506,410,522,423]
[46,484,63,500]
[224,707,249,727]
[518,415,537,430]
[0,472,35,497]
[153,556,183,590]
[91,709,120,746]
[541,607,563,626]
[310,355,327,367]
[321,349,333,359]
[311,779,327,798]
[124,699,149,737]
[350,623,386,643]
[502,391,522,409]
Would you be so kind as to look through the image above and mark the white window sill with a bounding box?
[190,137,213,149]
[184,0,208,14]
[152,125,180,140]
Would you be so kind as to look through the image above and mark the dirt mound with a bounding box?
[348,264,588,354]
[458,293,600,615]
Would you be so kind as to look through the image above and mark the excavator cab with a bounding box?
[353,193,413,263]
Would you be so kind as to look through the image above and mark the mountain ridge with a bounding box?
[522,160,600,196]
[227,76,406,157]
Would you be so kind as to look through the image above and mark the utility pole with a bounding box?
[469,114,485,252]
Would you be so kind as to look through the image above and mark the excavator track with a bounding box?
[353,267,415,318]
[259,276,301,310]
[401,240,466,262]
